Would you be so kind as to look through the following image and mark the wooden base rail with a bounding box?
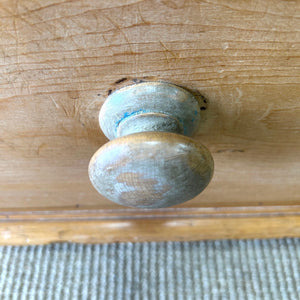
[0,206,300,245]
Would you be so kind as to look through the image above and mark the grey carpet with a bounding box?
[0,238,299,300]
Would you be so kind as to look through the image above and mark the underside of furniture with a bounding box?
[0,0,299,244]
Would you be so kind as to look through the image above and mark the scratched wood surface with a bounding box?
[0,0,299,214]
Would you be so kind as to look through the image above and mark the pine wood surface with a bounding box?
[0,0,299,243]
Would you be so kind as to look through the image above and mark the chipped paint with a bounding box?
[99,82,201,140]
[89,82,213,208]
[89,132,214,209]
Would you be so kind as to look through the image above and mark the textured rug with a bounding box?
[0,238,299,299]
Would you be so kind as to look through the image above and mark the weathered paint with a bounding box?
[117,112,183,137]
[115,109,151,133]
[89,81,214,208]
[99,82,201,140]
[89,132,214,209]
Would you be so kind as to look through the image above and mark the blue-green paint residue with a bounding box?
[114,109,192,136]
[115,109,151,134]
[191,111,199,124]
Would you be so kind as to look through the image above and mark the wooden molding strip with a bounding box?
[0,205,300,245]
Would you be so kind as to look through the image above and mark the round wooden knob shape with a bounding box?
[89,81,214,208]
[89,132,213,208]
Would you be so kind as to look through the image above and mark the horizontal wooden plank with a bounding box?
[1,205,300,245]
[1,0,299,211]
[0,0,299,244]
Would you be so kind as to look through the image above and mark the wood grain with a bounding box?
[89,132,213,208]
[1,206,300,245]
[0,0,299,243]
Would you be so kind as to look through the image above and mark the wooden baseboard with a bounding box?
[1,205,300,245]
